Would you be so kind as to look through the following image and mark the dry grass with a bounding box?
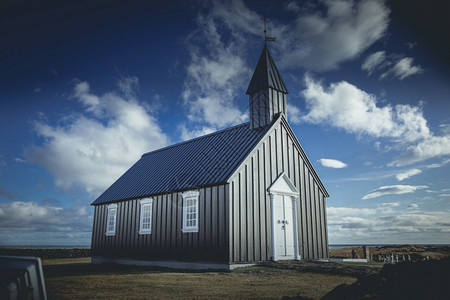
[42,257,92,265]
[43,258,356,299]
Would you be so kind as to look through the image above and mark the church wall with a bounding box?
[91,184,229,262]
[228,118,329,262]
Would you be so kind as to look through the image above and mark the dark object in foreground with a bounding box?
[323,257,450,299]
[0,256,47,300]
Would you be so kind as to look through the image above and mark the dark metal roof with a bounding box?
[91,123,268,205]
[246,44,289,95]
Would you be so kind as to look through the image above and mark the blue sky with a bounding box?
[1,0,449,246]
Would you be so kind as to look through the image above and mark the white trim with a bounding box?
[270,193,276,260]
[182,190,199,233]
[105,203,118,236]
[269,174,300,261]
[292,199,301,260]
[182,190,200,198]
[138,198,153,235]
[268,172,299,196]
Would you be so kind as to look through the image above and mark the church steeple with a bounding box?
[246,44,288,129]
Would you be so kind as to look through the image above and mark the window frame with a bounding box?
[105,203,118,236]
[138,198,153,235]
[182,190,200,233]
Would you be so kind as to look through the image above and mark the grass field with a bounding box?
[42,258,357,299]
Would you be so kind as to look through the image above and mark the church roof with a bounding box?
[91,122,269,205]
[246,44,288,95]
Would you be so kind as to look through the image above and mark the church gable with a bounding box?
[228,114,328,198]
[227,114,329,261]
[268,172,299,196]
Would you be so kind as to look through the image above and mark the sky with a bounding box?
[1,0,449,246]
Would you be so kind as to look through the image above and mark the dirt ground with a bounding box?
[2,246,449,299]
[42,259,357,299]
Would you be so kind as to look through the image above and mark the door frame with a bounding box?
[268,172,300,261]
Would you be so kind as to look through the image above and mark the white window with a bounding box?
[182,190,199,233]
[106,203,118,236]
[139,198,153,234]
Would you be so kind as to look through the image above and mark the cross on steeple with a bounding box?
[261,17,276,43]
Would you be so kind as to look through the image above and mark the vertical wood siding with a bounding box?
[91,118,328,263]
[228,119,329,262]
[91,184,229,262]
[250,89,287,129]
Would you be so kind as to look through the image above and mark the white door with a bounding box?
[273,194,295,259]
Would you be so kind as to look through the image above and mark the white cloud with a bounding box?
[14,158,26,163]
[301,76,430,142]
[183,1,252,128]
[406,42,417,49]
[427,163,441,168]
[185,95,247,128]
[390,135,450,166]
[361,51,386,75]
[0,201,92,245]
[285,1,301,13]
[396,168,422,181]
[327,206,376,218]
[327,205,450,244]
[27,78,169,195]
[183,0,390,130]
[377,202,400,213]
[301,76,450,165]
[0,201,90,232]
[277,0,390,71]
[362,52,423,80]
[179,124,217,141]
[117,76,139,99]
[318,158,348,168]
[408,203,419,209]
[439,124,450,135]
[380,57,423,80]
[362,184,427,199]
[377,202,400,208]
[287,103,302,125]
[336,213,450,230]
[202,0,390,72]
